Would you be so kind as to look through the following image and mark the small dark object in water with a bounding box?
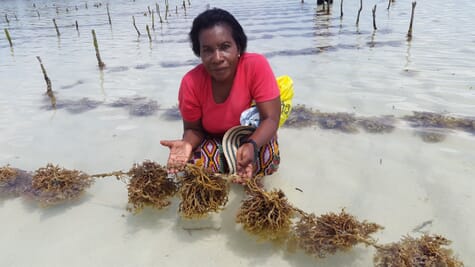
[127,161,178,213]
[373,234,464,267]
[178,164,229,219]
[27,163,94,206]
[315,111,359,133]
[357,115,395,133]
[292,209,383,258]
[236,178,294,242]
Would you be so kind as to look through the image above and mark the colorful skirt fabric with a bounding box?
[190,136,280,176]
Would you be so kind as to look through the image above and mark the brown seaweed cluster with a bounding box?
[0,166,32,197]
[283,104,319,128]
[177,164,229,219]
[28,163,94,206]
[374,234,464,267]
[236,179,295,242]
[357,115,396,134]
[0,165,17,187]
[127,161,178,213]
[404,111,475,138]
[315,111,359,133]
[292,209,383,258]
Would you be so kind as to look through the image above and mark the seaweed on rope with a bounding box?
[125,160,178,213]
[290,209,383,258]
[373,234,464,267]
[235,177,295,242]
[26,163,94,206]
[177,164,229,219]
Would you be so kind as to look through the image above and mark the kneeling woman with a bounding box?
[160,8,281,184]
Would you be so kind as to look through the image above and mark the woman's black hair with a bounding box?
[189,8,247,57]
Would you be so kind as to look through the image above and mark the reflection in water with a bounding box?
[357,115,395,134]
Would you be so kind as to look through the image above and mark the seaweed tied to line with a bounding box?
[291,209,383,258]
[177,164,229,219]
[236,177,295,242]
[373,234,464,267]
[126,160,178,213]
[27,163,93,206]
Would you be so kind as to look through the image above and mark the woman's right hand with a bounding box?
[160,140,193,174]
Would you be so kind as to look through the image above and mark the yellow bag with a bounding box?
[277,75,294,127]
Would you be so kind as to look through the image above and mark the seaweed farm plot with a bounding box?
[1,0,474,266]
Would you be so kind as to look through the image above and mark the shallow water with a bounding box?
[1,0,474,266]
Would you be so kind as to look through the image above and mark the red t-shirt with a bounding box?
[178,53,280,135]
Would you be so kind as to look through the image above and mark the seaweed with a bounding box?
[108,96,159,116]
[357,115,396,134]
[1,166,32,197]
[291,209,383,258]
[236,178,295,242]
[177,164,229,219]
[403,111,459,129]
[315,111,359,133]
[283,104,318,128]
[161,105,182,121]
[27,164,94,206]
[374,234,464,267]
[126,161,178,213]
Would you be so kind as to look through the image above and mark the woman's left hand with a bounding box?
[235,143,255,184]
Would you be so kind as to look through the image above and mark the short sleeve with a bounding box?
[178,75,201,122]
[249,55,280,103]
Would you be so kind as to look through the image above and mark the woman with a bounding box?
[160,8,281,184]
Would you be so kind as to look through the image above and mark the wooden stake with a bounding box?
[165,1,169,20]
[372,4,377,30]
[188,0,191,6]
[132,16,141,36]
[340,0,344,17]
[5,14,9,24]
[156,3,163,24]
[4,28,13,47]
[152,11,155,30]
[183,0,186,14]
[75,20,79,32]
[107,4,112,25]
[91,30,106,69]
[407,1,416,39]
[356,0,362,26]
[36,10,40,18]
[146,25,152,42]
[36,56,56,108]
[52,18,60,36]
[387,0,391,10]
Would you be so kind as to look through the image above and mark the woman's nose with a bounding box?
[211,49,223,63]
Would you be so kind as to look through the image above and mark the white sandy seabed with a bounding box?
[1,118,474,267]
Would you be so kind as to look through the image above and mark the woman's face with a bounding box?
[198,24,240,83]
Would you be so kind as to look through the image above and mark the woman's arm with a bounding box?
[160,119,204,173]
[236,96,281,180]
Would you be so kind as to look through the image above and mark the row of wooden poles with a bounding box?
[3,0,192,48]
[302,0,417,39]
